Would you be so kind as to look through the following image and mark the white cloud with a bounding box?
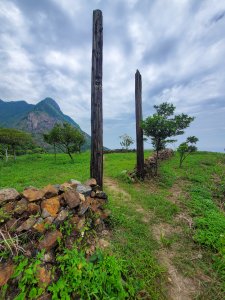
[0,0,225,150]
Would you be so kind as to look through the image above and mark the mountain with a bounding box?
[0,98,91,151]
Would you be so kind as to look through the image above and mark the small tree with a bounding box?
[44,123,85,161]
[0,128,32,161]
[177,136,198,168]
[119,134,134,150]
[142,102,194,174]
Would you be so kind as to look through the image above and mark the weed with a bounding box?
[160,233,176,248]
[48,247,136,299]
[10,251,45,299]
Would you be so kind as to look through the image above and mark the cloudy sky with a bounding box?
[0,0,225,151]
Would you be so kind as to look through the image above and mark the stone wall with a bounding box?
[0,179,110,291]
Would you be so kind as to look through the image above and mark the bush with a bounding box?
[48,247,135,299]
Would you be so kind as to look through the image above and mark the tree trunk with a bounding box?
[90,10,103,188]
[54,144,56,162]
[135,70,144,179]
[5,147,8,162]
[67,150,74,162]
[13,146,16,161]
[155,149,159,175]
[179,156,183,168]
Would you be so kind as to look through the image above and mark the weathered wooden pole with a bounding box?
[135,70,144,179]
[90,10,103,188]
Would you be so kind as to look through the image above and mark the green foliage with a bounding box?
[119,134,134,150]
[177,136,198,167]
[142,102,194,153]
[0,207,10,223]
[142,102,194,174]
[188,185,225,282]
[159,233,177,248]
[48,247,135,299]
[44,123,85,161]
[0,128,33,161]
[11,251,45,300]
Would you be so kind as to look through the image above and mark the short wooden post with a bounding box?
[135,70,144,179]
[90,10,103,188]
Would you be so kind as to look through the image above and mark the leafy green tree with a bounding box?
[0,128,32,161]
[177,136,198,168]
[142,102,194,174]
[119,134,134,150]
[44,123,85,161]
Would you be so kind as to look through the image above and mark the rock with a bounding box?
[71,215,80,225]
[41,197,60,218]
[33,216,55,233]
[43,185,58,199]
[59,182,74,192]
[94,218,105,231]
[91,185,101,192]
[38,230,62,251]
[42,251,55,263]
[63,190,80,209]
[2,202,15,214]
[54,209,69,224]
[68,179,81,185]
[79,193,86,202]
[37,266,51,287]
[86,245,96,256]
[16,217,37,232]
[14,198,28,215]
[76,184,92,196]
[59,195,66,207]
[33,218,46,233]
[98,238,110,249]
[102,230,110,236]
[85,178,97,187]
[95,191,108,200]
[78,202,90,216]
[94,218,102,226]
[90,204,101,214]
[45,216,55,225]
[37,293,52,300]
[5,218,18,231]
[100,209,111,220]
[0,262,14,286]
[90,191,96,198]
[0,188,20,205]
[77,217,86,230]
[28,203,41,215]
[23,188,45,202]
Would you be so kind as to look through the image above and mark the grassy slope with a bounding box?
[104,151,225,299]
[0,153,90,191]
[0,151,224,299]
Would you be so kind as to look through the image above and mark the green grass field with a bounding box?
[0,151,225,299]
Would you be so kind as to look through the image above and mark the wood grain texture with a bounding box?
[90,10,103,188]
[135,70,144,179]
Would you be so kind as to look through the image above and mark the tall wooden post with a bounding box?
[90,10,103,188]
[135,70,144,179]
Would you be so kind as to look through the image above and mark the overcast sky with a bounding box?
[0,0,225,151]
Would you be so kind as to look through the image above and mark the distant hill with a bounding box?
[0,97,91,151]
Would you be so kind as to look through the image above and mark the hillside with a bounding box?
[0,98,91,150]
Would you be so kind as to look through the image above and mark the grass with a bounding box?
[0,152,90,191]
[0,150,225,299]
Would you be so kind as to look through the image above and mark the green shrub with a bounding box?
[48,247,135,299]
[11,251,44,300]
[7,248,136,300]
